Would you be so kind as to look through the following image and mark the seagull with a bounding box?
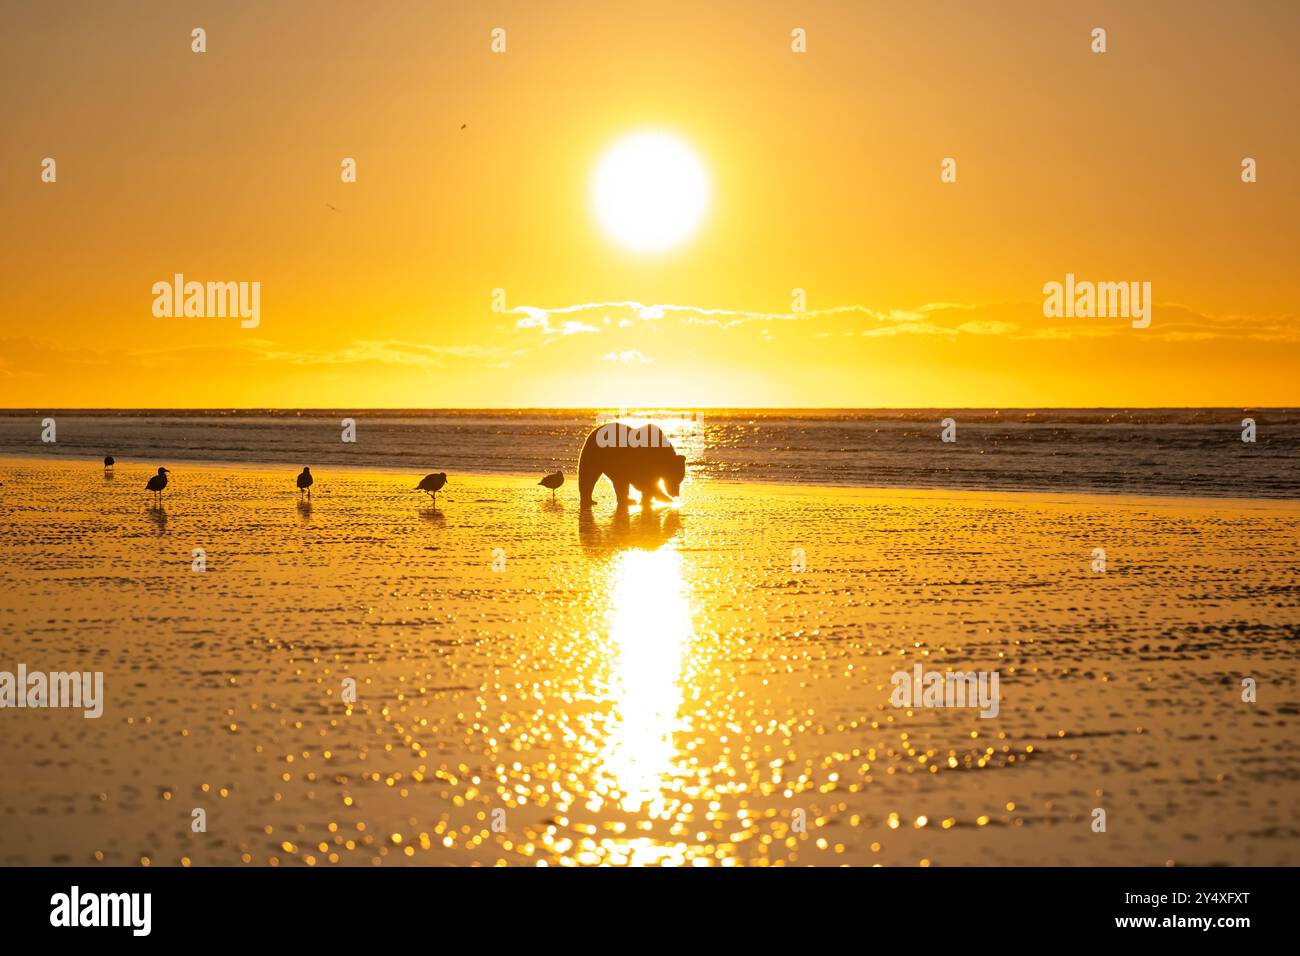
[538,470,564,499]
[297,466,314,499]
[145,467,170,504]
[416,472,447,503]
[103,455,115,472]
[325,202,340,212]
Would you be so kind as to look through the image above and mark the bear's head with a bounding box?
[664,453,687,497]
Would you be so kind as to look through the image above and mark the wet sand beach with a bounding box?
[1,456,1298,866]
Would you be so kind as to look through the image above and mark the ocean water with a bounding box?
[0,408,1296,498]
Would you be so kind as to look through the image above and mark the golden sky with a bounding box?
[1,0,1297,408]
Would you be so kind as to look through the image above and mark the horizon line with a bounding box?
[0,406,1290,414]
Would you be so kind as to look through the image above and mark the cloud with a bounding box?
[513,306,601,336]
[859,322,955,338]
[602,349,653,364]
[512,300,956,333]
[0,336,524,376]
[251,339,522,368]
[956,320,1018,336]
[509,299,1300,344]
[510,299,1018,339]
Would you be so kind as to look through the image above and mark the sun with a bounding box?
[591,131,710,253]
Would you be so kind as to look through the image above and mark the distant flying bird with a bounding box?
[460,123,467,130]
[416,472,447,502]
[326,202,340,212]
[538,470,564,499]
[297,467,314,499]
[103,455,115,471]
[145,467,170,504]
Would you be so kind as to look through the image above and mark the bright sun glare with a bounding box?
[592,131,710,253]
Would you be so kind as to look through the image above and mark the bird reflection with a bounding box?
[541,498,565,515]
[146,506,167,534]
[579,504,682,556]
[419,507,446,528]
[296,499,312,521]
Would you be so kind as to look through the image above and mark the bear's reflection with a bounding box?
[579,503,682,556]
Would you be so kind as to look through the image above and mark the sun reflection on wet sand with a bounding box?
[598,545,693,819]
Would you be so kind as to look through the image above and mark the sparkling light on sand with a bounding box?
[1,458,1299,866]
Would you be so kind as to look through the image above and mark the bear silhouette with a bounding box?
[577,421,687,507]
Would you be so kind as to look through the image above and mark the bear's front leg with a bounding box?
[649,481,674,503]
[634,483,663,508]
[613,478,633,506]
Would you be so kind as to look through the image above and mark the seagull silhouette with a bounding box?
[297,466,314,499]
[538,470,564,499]
[416,472,447,503]
[145,467,170,505]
